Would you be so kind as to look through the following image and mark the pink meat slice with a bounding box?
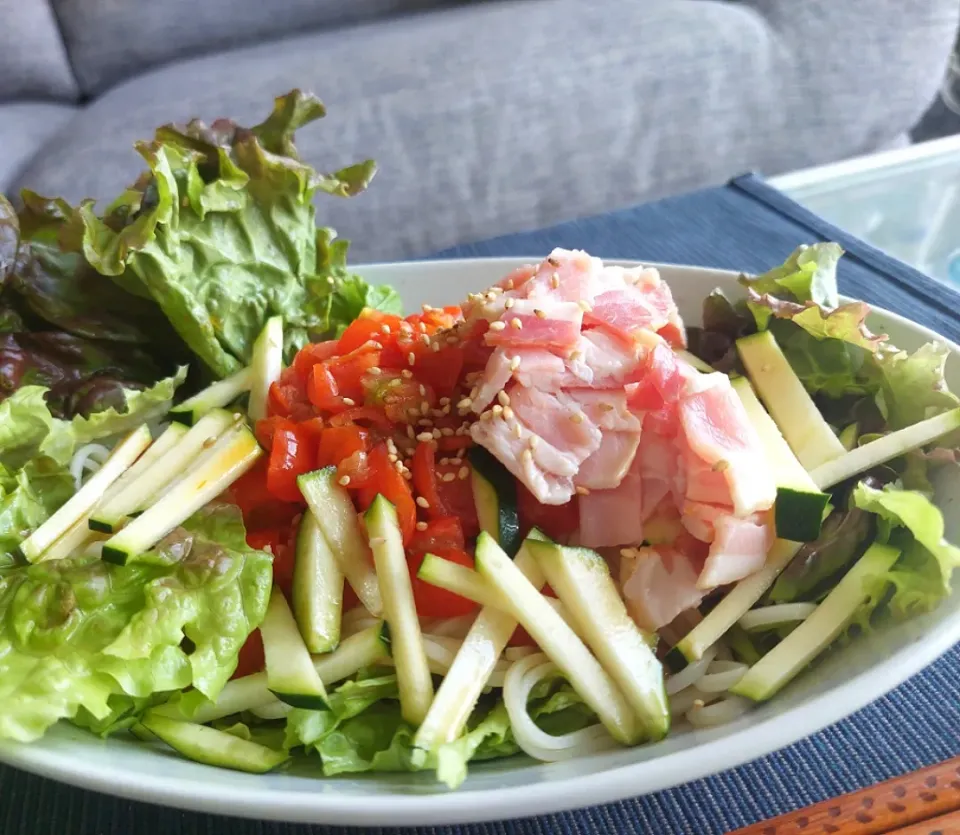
[470,347,515,412]
[470,413,576,505]
[564,390,642,432]
[566,326,645,387]
[509,384,602,460]
[524,249,603,303]
[578,441,644,546]
[575,431,642,490]
[486,299,584,352]
[620,546,705,632]
[678,372,776,517]
[697,513,775,589]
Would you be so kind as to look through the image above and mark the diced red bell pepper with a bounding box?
[266,424,316,502]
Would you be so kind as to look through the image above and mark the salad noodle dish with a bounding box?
[1,90,958,789]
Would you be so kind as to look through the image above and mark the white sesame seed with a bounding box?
[369,366,382,375]
[431,342,440,352]
[401,369,413,379]
[533,308,546,319]
[497,390,511,407]
[408,352,416,365]
[420,401,431,415]
[510,317,523,330]
[489,286,503,295]
[480,411,494,422]
[388,453,399,463]
[432,429,442,439]
[510,355,521,371]
[416,432,433,442]
[338,475,351,486]
[416,521,428,531]
[599,403,615,412]
[575,485,591,495]
[521,448,533,464]
[504,298,515,309]
[578,300,592,312]
[441,427,455,437]
[512,423,523,438]
[693,699,705,709]
[502,406,514,420]
[342,397,356,407]
[528,436,539,449]
[380,324,391,334]
[419,333,430,346]
[470,386,480,399]
[408,407,420,416]
[400,322,413,334]
[619,548,636,558]
[458,466,469,480]
[417,418,434,427]
[416,497,430,509]
[386,439,398,452]
[489,321,506,332]
[442,472,456,483]
[402,470,413,480]
[551,272,560,287]
[418,322,427,332]
[422,304,434,313]
[492,404,504,417]
[570,412,584,424]
[406,425,415,439]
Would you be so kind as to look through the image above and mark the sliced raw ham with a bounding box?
[508,384,602,462]
[470,413,576,505]
[564,390,642,432]
[470,347,514,412]
[636,430,676,521]
[524,249,603,303]
[697,513,775,589]
[568,326,645,387]
[620,546,705,632]
[680,500,729,543]
[678,372,776,517]
[578,442,644,546]
[575,431,642,490]
[486,299,583,352]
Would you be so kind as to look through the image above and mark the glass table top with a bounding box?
[770,135,960,285]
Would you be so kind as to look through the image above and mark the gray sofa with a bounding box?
[2,0,959,262]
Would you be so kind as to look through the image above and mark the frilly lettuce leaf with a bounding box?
[852,482,960,618]
[327,275,403,338]
[0,368,186,468]
[78,90,380,377]
[0,456,74,558]
[0,503,271,742]
[435,701,516,790]
[873,342,960,431]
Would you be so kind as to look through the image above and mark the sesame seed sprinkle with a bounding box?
[420,401,431,415]
[458,466,470,480]
[417,418,434,427]
[497,390,511,406]
[570,412,584,424]
[489,321,506,332]
[338,475,351,486]
[442,472,456,483]
[419,333,430,346]
[408,352,416,365]
[534,308,546,319]
[406,425,416,439]
[510,317,523,330]
[504,298,515,309]
[402,369,413,379]
[502,406,514,420]
[380,324,391,334]
[550,272,560,288]
[510,355,521,371]
[394,460,404,472]
[521,448,533,463]
[416,497,430,509]
[578,300,592,312]
[416,432,433,442]
[619,547,636,558]
[432,429,442,439]
[441,427,455,436]
[575,485,591,495]
[416,521,428,531]
[528,436,539,449]
[388,453,399,463]
[513,423,523,438]
[342,397,356,407]
[492,404,504,416]
[369,366,382,375]
[431,342,440,352]
[480,411,494,421]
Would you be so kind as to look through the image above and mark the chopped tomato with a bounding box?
[365,372,435,424]
[329,406,393,432]
[307,364,343,413]
[255,415,296,451]
[460,320,493,372]
[268,367,312,421]
[230,459,302,529]
[316,425,369,468]
[327,343,382,402]
[408,516,466,554]
[246,526,297,596]
[338,310,403,355]
[356,444,417,543]
[408,546,478,618]
[342,581,360,612]
[509,585,556,646]
[411,442,479,536]
[517,482,578,542]
[266,424,316,502]
[292,340,339,382]
[232,630,265,679]
[411,345,464,399]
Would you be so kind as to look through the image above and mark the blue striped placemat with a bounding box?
[3,174,959,835]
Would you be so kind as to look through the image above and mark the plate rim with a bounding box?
[3,256,959,826]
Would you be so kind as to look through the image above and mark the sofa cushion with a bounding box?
[15,0,959,262]
[0,0,78,100]
[54,0,469,95]
[0,103,77,193]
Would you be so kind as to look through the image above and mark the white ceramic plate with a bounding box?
[2,257,959,826]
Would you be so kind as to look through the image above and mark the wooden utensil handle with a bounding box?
[727,757,960,835]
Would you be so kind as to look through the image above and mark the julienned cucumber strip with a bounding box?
[417,552,500,608]
[737,330,846,470]
[474,532,641,745]
[676,539,803,662]
[530,541,669,739]
[365,495,434,726]
[162,624,389,725]
[139,712,288,774]
[731,542,901,701]
[20,425,153,562]
[468,447,522,556]
[413,531,550,758]
[292,512,343,654]
[89,409,237,533]
[169,367,253,425]
[731,375,828,542]
[810,407,960,489]
[261,587,329,709]
[101,423,260,564]
[247,316,284,423]
[298,468,383,617]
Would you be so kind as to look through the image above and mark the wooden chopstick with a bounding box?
[727,755,960,835]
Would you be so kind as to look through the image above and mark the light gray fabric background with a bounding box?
[0,104,77,190]
[0,0,78,100]
[3,0,959,261]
